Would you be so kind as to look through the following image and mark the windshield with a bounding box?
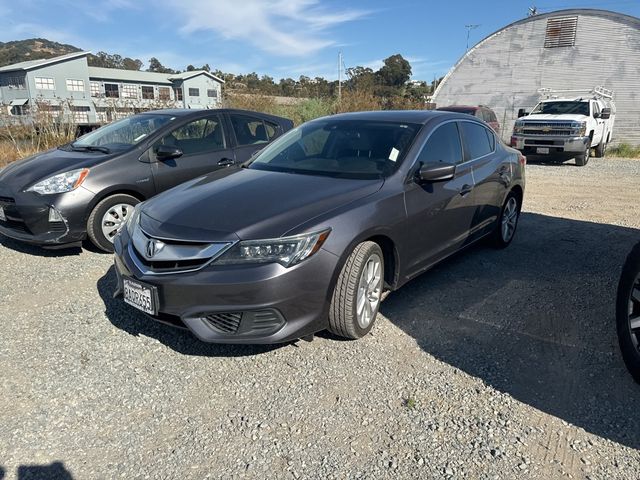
[71,114,176,152]
[249,119,421,180]
[531,101,590,116]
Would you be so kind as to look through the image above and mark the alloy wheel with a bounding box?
[501,197,519,243]
[627,272,640,351]
[356,253,383,329]
[101,203,133,242]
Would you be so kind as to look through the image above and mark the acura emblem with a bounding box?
[145,239,165,259]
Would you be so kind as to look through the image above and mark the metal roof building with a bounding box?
[432,9,640,145]
[0,52,224,125]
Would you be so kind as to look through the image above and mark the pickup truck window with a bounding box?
[531,101,589,116]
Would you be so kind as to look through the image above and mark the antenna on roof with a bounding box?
[528,6,538,16]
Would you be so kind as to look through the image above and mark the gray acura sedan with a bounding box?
[113,111,525,343]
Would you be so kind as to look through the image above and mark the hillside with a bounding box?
[0,38,81,67]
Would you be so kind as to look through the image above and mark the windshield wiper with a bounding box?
[70,144,111,154]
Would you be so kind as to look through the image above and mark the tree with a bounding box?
[376,54,412,87]
[147,57,175,74]
[186,64,196,71]
[346,66,376,91]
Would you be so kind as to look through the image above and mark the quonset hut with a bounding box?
[432,9,640,144]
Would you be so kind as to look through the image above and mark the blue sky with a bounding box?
[0,0,639,81]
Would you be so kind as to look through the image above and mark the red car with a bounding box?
[437,105,501,136]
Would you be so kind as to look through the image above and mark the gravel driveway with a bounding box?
[1,157,639,479]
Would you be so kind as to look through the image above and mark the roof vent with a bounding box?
[544,16,578,48]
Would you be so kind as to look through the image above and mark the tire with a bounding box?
[616,241,640,384]
[328,241,384,339]
[87,194,140,252]
[595,140,606,158]
[490,191,521,249]
[575,144,590,166]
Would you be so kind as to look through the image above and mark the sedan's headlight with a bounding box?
[214,229,331,267]
[26,168,89,195]
[125,202,143,236]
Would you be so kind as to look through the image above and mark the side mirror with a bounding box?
[417,162,456,182]
[600,108,611,119]
[517,108,528,118]
[156,145,183,160]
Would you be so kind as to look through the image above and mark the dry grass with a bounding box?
[608,143,640,158]
[0,107,77,168]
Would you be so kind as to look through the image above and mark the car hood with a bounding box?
[0,147,113,192]
[140,167,384,242]
[521,114,587,122]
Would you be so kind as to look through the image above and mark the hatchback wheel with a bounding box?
[87,194,140,252]
[329,241,384,339]
[491,192,521,249]
[616,242,640,384]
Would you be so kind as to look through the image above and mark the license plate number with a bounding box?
[0,206,5,221]
[536,147,550,154]
[123,278,157,315]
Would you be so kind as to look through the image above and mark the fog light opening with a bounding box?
[48,207,64,222]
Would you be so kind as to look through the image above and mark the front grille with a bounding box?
[201,309,285,336]
[134,256,209,273]
[521,122,576,136]
[205,313,242,334]
[0,219,29,234]
[129,226,232,275]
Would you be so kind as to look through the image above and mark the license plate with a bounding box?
[123,278,157,315]
[0,206,5,221]
[536,147,550,154]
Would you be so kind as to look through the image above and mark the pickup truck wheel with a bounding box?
[595,140,607,158]
[575,145,590,166]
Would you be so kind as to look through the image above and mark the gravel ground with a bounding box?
[1,157,640,479]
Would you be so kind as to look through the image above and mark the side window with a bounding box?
[488,110,497,122]
[485,128,496,150]
[593,102,600,118]
[230,114,272,146]
[415,122,463,166]
[156,115,225,156]
[460,122,493,161]
[477,109,487,122]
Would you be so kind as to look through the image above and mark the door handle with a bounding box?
[459,184,473,196]
[217,158,235,167]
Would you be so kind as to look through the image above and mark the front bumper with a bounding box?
[112,229,339,344]
[0,186,94,247]
[511,135,589,155]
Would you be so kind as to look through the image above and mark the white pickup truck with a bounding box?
[510,87,615,166]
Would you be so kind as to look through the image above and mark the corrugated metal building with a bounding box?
[432,9,640,145]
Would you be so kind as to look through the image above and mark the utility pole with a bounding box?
[338,51,343,101]
[465,24,480,52]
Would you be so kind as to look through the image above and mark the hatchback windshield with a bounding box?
[531,101,589,116]
[249,120,421,179]
[70,113,176,153]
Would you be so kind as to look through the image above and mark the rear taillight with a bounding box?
[510,136,518,147]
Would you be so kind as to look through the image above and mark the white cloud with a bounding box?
[164,0,369,57]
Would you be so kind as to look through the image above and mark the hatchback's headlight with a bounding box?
[125,202,143,236]
[214,229,331,267]
[26,168,89,195]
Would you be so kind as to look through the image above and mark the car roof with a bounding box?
[138,108,288,120]
[437,105,481,112]
[314,110,459,125]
